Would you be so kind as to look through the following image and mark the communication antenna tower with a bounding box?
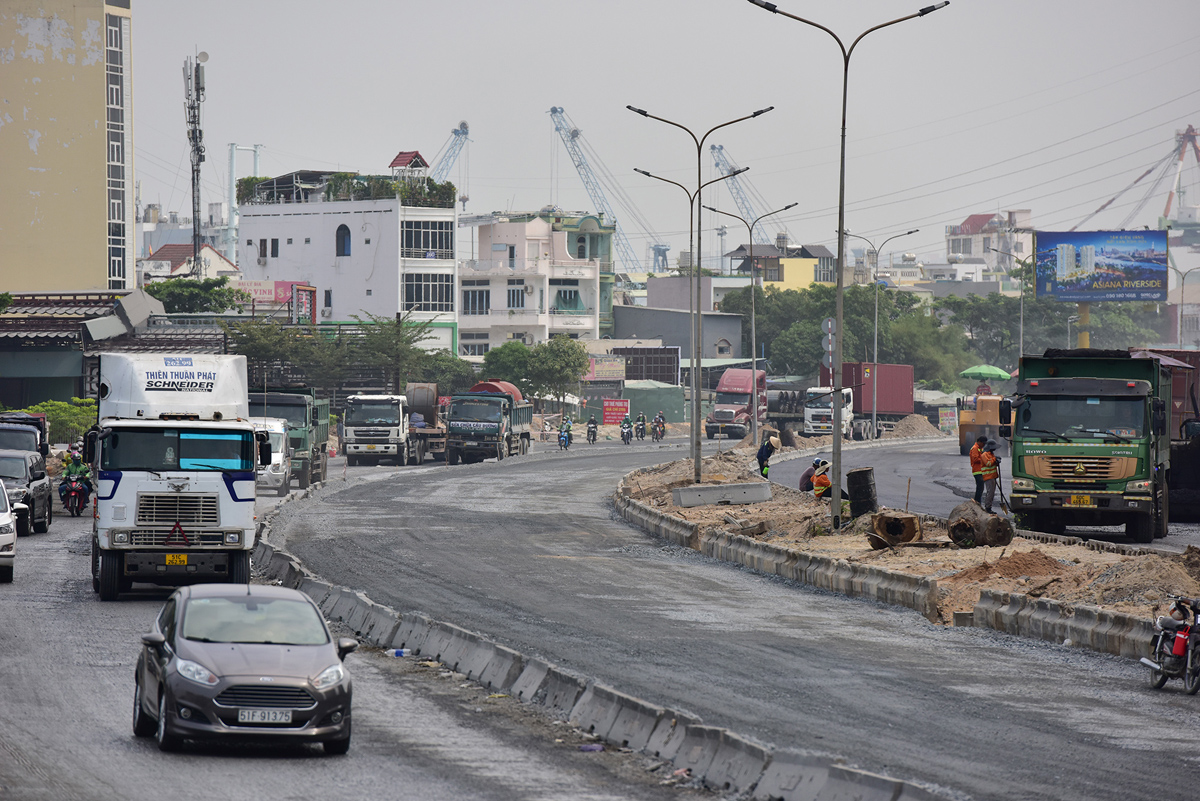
[183,51,208,275]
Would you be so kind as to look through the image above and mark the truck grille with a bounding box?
[352,435,391,443]
[713,410,735,422]
[136,493,219,526]
[129,530,226,547]
[215,686,316,709]
[1025,455,1135,481]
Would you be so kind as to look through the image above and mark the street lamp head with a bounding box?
[626,105,649,117]
[906,228,919,234]
[783,202,799,210]
[752,106,775,118]
[730,166,750,177]
[745,0,779,12]
[634,168,652,177]
[918,1,949,15]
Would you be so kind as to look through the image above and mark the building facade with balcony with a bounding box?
[456,209,614,358]
[945,210,1033,274]
[237,168,458,352]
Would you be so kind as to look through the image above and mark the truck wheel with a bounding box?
[406,443,419,466]
[91,539,100,593]
[1155,488,1169,539]
[98,550,123,601]
[0,565,12,583]
[519,437,528,456]
[347,455,358,467]
[447,449,460,466]
[707,431,715,440]
[228,551,251,584]
[1128,514,1154,544]
[297,463,310,489]
[496,441,505,461]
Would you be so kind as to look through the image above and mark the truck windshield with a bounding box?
[0,456,28,480]
[250,402,307,427]
[1016,396,1146,439]
[805,390,851,408]
[0,429,38,451]
[101,428,255,471]
[345,402,401,425]
[450,399,503,422]
[715,392,750,405]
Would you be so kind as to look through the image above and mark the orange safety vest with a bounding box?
[980,451,999,481]
[969,444,985,476]
[813,473,831,499]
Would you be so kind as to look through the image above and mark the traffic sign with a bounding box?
[822,333,836,352]
[822,317,836,334]
[821,353,834,369]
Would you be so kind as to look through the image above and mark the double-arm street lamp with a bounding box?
[704,202,799,444]
[1168,265,1200,349]
[745,0,949,529]
[629,105,774,485]
[842,229,918,437]
[989,245,1056,358]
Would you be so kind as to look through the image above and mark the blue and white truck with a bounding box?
[87,353,267,601]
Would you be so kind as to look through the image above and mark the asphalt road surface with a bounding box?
[270,437,1200,801]
[772,437,1200,552]
[0,478,711,801]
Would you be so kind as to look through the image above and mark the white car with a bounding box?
[253,418,293,497]
[0,490,22,582]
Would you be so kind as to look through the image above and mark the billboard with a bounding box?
[1034,230,1167,302]
[582,356,626,381]
[602,398,630,425]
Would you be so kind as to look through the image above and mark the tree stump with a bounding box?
[948,501,1014,548]
[869,511,922,550]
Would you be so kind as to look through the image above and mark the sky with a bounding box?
[130,0,1200,272]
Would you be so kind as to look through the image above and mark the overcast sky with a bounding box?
[131,0,1200,270]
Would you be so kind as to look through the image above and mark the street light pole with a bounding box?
[629,105,773,485]
[704,202,799,444]
[843,229,918,438]
[746,0,948,529]
[1175,267,1200,349]
[989,246,1055,359]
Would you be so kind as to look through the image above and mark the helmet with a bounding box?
[71,454,81,465]
[812,458,822,467]
[1171,601,1188,621]
[815,461,830,476]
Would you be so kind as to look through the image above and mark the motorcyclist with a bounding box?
[586,415,598,443]
[620,414,633,443]
[59,454,93,506]
[635,411,647,439]
[560,415,574,445]
[651,410,666,440]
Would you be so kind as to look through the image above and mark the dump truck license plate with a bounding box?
[1069,495,1092,507]
[165,554,187,565]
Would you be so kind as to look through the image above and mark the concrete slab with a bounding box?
[672,482,772,508]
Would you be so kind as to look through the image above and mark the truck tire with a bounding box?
[1155,487,1169,539]
[297,461,310,489]
[1128,513,1154,543]
[496,441,505,461]
[228,551,251,584]
[707,431,715,440]
[519,437,528,456]
[98,550,123,601]
[406,442,419,466]
[447,449,460,466]
[347,454,358,467]
[91,539,100,593]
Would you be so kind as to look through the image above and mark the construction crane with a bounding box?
[430,121,469,184]
[709,144,792,248]
[549,106,669,273]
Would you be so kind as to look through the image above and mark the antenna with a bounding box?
[184,51,208,276]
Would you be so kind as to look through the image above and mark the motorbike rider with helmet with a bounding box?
[620,414,633,444]
[586,414,598,444]
[60,453,93,506]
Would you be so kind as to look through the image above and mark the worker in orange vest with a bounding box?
[969,435,988,505]
[813,461,832,500]
[980,440,1001,514]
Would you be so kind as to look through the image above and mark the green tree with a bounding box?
[413,350,477,393]
[220,318,298,386]
[482,340,533,397]
[0,292,12,314]
[236,176,271,205]
[350,311,433,392]
[145,276,251,314]
[292,325,357,390]
[528,336,589,408]
[19,398,97,444]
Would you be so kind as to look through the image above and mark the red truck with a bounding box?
[704,368,766,440]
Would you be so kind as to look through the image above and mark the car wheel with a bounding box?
[132,672,156,737]
[277,481,289,497]
[0,565,12,583]
[323,719,351,755]
[15,510,29,538]
[228,551,250,584]
[297,465,310,489]
[156,692,182,752]
[98,550,123,602]
[34,500,50,533]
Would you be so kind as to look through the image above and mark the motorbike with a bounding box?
[1141,595,1200,693]
[651,421,664,442]
[620,423,633,445]
[586,422,598,444]
[63,475,90,518]
[558,428,571,451]
[635,421,646,441]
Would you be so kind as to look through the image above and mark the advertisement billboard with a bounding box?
[582,356,626,382]
[1034,230,1167,302]
[602,398,630,425]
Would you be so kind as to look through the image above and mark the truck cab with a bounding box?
[803,387,853,437]
[253,417,292,496]
[343,395,408,466]
[705,368,767,440]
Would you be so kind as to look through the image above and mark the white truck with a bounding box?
[86,353,268,601]
[802,386,855,438]
[342,394,424,466]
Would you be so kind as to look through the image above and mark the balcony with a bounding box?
[460,258,540,276]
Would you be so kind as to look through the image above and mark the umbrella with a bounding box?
[959,364,1012,381]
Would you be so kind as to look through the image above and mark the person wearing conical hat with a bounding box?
[755,434,782,479]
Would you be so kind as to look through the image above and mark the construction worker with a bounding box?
[755,434,781,479]
[798,457,821,492]
[980,440,1001,514]
[969,435,988,505]
[813,461,832,500]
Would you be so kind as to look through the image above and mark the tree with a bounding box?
[0,292,12,314]
[482,340,533,397]
[413,350,477,393]
[527,336,589,409]
[221,318,297,385]
[145,276,250,314]
[292,325,357,390]
[19,398,97,445]
[351,311,434,392]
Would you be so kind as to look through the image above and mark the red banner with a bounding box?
[602,398,630,425]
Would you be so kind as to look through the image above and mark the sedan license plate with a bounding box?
[238,708,292,724]
[1069,495,1092,507]
[165,554,187,566]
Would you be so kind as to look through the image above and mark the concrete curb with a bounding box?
[251,510,948,800]
[974,589,1155,658]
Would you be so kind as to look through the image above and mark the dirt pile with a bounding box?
[882,414,949,439]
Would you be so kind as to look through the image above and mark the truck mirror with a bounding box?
[956,398,963,410]
[999,399,1012,425]
[259,441,272,467]
[39,442,49,457]
[84,430,98,463]
[999,425,1012,438]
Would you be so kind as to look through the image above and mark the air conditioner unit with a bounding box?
[320,307,332,318]
[524,284,534,295]
[523,337,534,346]
[257,257,267,266]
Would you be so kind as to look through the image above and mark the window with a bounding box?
[815,259,835,283]
[577,235,587,259]
[401,220,454,259]
[403,273,454,312]
[336,224,351,257]
[365,238,371,245]
[259,239,267,259]
[304,237,311,245]
[716,339,732,355]
[270,238,279,258]
[324,290,332,308]
[460,332,490,357]
[766,265,781,282]
[365,289,372,296]
[287,238,293,245]
[462,288,491,316]
[507,279,526,309]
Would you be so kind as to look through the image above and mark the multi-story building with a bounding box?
[945,210,1033,273]
[2,0,135,290]
[455,209,614,358]
[236,165,459,352]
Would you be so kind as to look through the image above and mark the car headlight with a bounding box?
[0,523,13,536]
[1011,478,1035,491]
[312,664,345,690]
[1125,479,1153,493]
[5,488,22,500]
[112,531,129,544]
[176,659,219,686]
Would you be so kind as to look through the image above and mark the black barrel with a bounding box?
[846,466,878,518]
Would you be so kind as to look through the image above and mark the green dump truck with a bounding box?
[446,380,532,465]
[249,389,329,488]
[1007,349,1170,542]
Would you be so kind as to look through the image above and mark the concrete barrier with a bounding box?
[704,730,773,794]
[645,710,699,760]
[673,725,723,779]
[973,589,1154,658]
[510,657,552,703]
[753,749,834,800]
[605,696,666,752]
[536,666,587,716]
[569,682,633,739]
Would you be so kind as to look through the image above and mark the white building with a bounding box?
[237,167,458,351]
[1057,244,1075,281]
[456,208,614,359]
[945,210,1034,274]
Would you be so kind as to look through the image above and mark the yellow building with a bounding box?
[1,0,134,290]
[726,242,836,291]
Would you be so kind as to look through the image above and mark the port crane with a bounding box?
[709,144,791,248]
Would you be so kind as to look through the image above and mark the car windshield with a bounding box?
[0,456,28,480]
[249,401,308,427]
[345,402,401,425]
[715,392,750,406]
[100,428,255,471]
[1016,395,1146,439]
[181,596,330,645]
[450,399,503,422]
[0,430,38,451]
